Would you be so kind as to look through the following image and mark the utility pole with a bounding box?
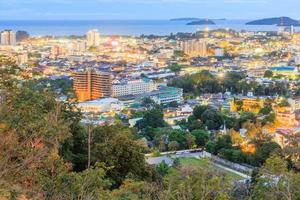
[87,122,91,168]
[86,118,94,169]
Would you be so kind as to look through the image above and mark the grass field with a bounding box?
[168,157,243,182]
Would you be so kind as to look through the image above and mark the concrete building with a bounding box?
[112,79,158,97]
[270,66,298,77]
[77,98,122,113]
[86,29,100,47]
[71,40,87,55]
[0,30,16,46]
[181,39,207,57]
[51,45,66,59]
[215,48,224,57]
[16,53,28,65]
[149,86,183,105]
[73,69,112,102]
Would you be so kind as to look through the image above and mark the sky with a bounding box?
[1,0,300,20]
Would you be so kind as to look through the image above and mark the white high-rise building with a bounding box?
[0,30,16,46]
[86,29,100,47]
[181,39,207,57]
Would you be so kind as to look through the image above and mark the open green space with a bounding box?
[168,157,243,182]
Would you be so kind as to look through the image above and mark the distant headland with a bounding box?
[246,17,300,26]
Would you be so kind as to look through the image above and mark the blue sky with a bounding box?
[1,0,299,20]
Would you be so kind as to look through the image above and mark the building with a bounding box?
[273,105,297,127]
[77,98,122,113]
[215,48,224,57]
[0,30,16,46]
[181,39,207,57]
[73,69,112,102]
[16,53,28,65]
[86,29,100,47]
[71,40,87,55]
[51,45,66,59]
[112,79,158,97]
[270,66,298,77]
[149,86,183,105]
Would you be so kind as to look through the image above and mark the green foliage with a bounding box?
[251,155,300,200]
[91,125,154,187]
[0,84,71,197]
[191,129,209,147]
[52,164,111,199]
[205,141,218,154]
[137,107,166,131]
[264,70,273,78]
[168,63,182,74]
[155,161,170,177]
[191,105,223,130]
[169,69,289,96]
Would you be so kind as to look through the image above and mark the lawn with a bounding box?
[168,157,243,182]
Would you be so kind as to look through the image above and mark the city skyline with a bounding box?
[1,0,300,20]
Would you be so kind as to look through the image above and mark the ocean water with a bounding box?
[0,20,298,36]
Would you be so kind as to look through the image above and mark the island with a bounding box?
[246,17,300,26]
[170,18,200,21]
[187,19,216,25]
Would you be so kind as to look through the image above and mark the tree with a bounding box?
[168,63,182,75]
[137,107,166,130]
[264,70,273,78]
[168,130,186,149]
[162,165,231,200]
[91,125,154,187]
[201,108,223,130]
[205,141,217,154]
[185,133,196,149]
[191,129,209,147]
[169,141,180,151]
[155,161,170,177]
[251,155,300,200]
[193,105,210,119]
[0,85,72,197]
[251,140,282,167]
[50,164,111,200]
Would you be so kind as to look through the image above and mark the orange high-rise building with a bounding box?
[73,69,112,102]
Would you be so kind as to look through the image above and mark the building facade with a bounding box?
[73,69,112,102]
[86,29,100,47]
[0,30,16,46]
[112,79,158,97]
[181,39,207,57]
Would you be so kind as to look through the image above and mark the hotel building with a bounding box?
[73,69,112,102]
[181,39,207,57]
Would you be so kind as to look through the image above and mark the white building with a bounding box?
[215,48,224,57]
[78,98,122,113]
[112,79,158,97]
[0,30,16,46]
[86,29,100,47]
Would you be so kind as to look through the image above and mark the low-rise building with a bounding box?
[78,98,122,113]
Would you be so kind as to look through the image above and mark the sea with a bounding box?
[0,19,299,36]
